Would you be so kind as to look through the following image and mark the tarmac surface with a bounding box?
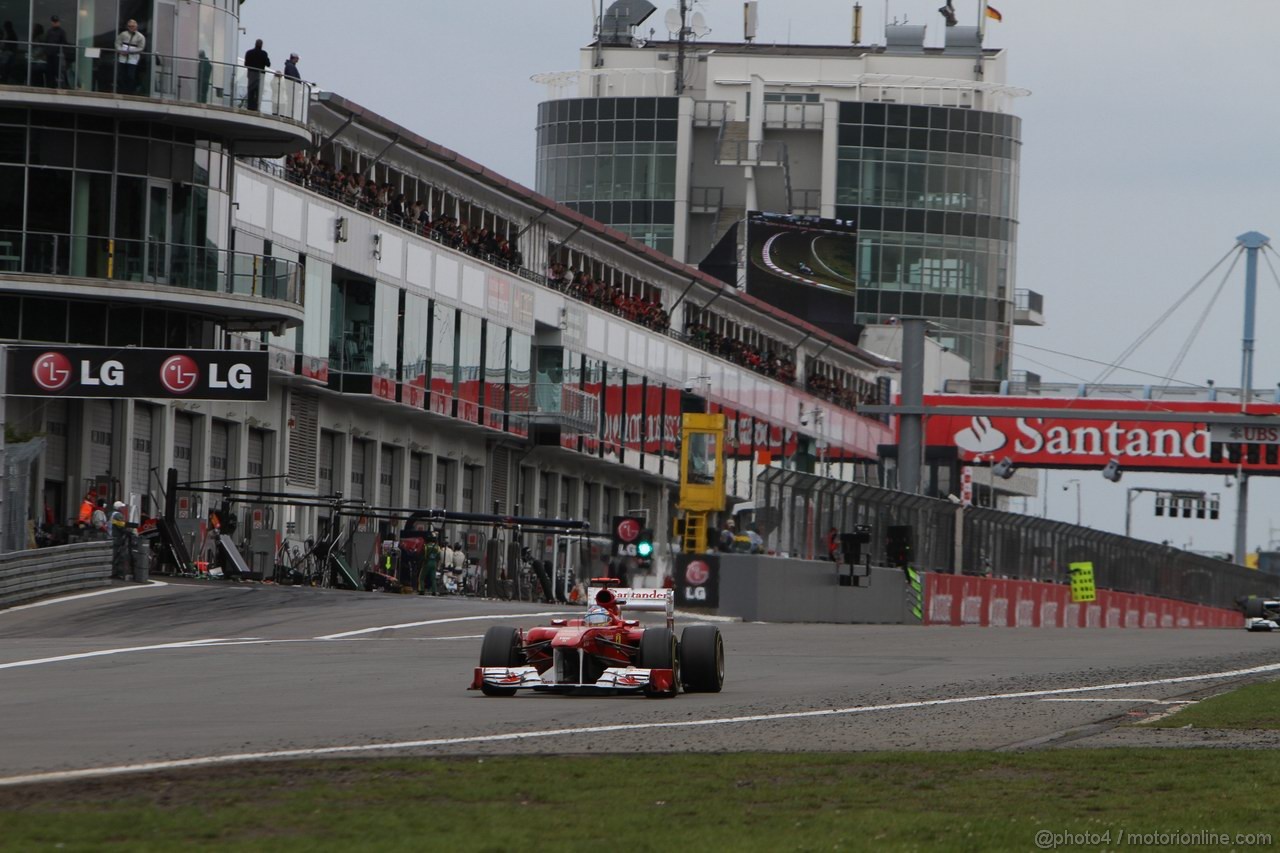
[2,578,1278,783]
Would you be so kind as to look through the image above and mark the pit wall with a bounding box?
[925,573,1242,629]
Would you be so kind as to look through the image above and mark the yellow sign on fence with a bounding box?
[1068,561,1096,603]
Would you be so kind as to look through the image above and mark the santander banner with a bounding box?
[922,394,1280,474]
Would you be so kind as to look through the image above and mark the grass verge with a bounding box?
[1,751,1279,851]
[1147,679,1280,729]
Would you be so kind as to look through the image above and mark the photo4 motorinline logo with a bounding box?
[1035,829,1271,849]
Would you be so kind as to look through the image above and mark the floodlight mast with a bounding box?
[1235,231,1269,566]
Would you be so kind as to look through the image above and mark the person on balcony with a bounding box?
[243,38,269,111]
[43,14,70,89]
[115,19,145,95]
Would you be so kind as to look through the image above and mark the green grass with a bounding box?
[1149,680,1280,729]
[1,751,1278,851]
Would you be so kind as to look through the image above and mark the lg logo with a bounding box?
[160,355,200,395]
[685,560,710,586]
[616,517,640,542]
[31,352,124,390]
[31,352,72,391]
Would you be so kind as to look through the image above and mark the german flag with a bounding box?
[986,5,1003,21]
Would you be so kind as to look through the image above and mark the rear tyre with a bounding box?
[479,626,522,696]
[1244,597,1266,619]
[637,627,678,698]
[680,625,724,693]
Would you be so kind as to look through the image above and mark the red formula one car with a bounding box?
[470,580,724,697]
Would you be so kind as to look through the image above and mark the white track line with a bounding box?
[3,660,1278,787]
[316,612,568,640]
[1,581,169,614]
[1038,698,1190,704]
[0,638,257,670]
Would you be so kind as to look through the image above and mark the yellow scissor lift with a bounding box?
[675,413,727,554]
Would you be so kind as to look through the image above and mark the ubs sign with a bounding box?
[7,347,269,401]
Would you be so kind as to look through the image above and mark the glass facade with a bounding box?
[535,96,678,255]
[834,101,1021,378]
[0,111,230,277]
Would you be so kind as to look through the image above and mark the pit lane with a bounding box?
[2,579,1276,783]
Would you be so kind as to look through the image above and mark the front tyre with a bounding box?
[680,625,724,693]
[637,627,679,698]
[478,626,522,696]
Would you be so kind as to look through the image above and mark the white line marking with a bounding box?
[1,581,169,614]
[315,612,568,640]
[0,638,255,670]
[4,660,1279,787]
[1038,698,1189,704]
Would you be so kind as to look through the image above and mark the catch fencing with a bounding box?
[753,468,1277,610]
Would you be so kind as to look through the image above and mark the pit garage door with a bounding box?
[131,404,154,508]
[174,412,195,484]
[209,420,231,486]
[248,428,267,489]
[318,431,336,497]
[87,400,113,483]
[379,445,394,507]
[349,439,367,501]
[44,400,68,482]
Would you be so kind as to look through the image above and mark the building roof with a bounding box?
[313,91,898,372]
[604,39,1003,59]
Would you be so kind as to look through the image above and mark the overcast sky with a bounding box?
[241,0,1280,554]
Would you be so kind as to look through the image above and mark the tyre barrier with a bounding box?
[924,573,1242,629]
[0,542,113,609]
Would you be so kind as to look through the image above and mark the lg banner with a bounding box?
[6,346,269,401]
[675,552,719,608]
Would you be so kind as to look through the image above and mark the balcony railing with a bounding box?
[0,231,302,306]
[0,41,310,124]
[789,188,821,215]
[693,100,733,127]
[508,384,599,434]
[689,186,724,213]
[761,101,824,130]
[717,139,787,166]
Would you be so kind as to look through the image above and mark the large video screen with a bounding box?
[744,211,861,343]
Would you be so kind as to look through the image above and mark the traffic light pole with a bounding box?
[897,318,926,495]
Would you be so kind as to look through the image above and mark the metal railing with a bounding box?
[762,101,824,130]
[0,40,310,124]
[1015,288,1043,314]
[0,231,302,306]
[754,467,1277,610]
[689,186,724,211]
[717,139,788,165]
[692,100,732,127]
[508,383,599,433]
[789,188,821,214]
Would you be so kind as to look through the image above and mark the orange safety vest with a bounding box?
[78,499,94,524]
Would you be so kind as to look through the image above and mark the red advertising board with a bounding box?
[921,394,1280,474]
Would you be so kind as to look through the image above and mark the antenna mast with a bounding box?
[674,0,689,95]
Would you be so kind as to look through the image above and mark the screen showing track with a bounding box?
[744,211,860,343]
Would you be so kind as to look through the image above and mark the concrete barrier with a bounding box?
[0,542,113,609]
[924,572,1243,628]
[707,555,917,624]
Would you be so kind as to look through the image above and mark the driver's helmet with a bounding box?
[583,605,611,627]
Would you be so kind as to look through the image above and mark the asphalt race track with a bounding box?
[3,579,1279,784]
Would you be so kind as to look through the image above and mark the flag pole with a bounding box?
[978,0,988,43]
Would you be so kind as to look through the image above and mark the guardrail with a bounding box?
[0,40,309,123]
[0,231,302,306]
[0,541,112,609]
[762,102,824,130]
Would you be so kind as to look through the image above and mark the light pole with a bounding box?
[1063,478,1081,526]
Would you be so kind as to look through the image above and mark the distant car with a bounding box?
[470,579,724,697]
[797,261,815,275]
[1243,597,1280,631]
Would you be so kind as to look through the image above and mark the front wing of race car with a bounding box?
[471,665,676,693]
[1246,617,1280,632]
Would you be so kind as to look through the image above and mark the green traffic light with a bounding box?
[637,541,653,558]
